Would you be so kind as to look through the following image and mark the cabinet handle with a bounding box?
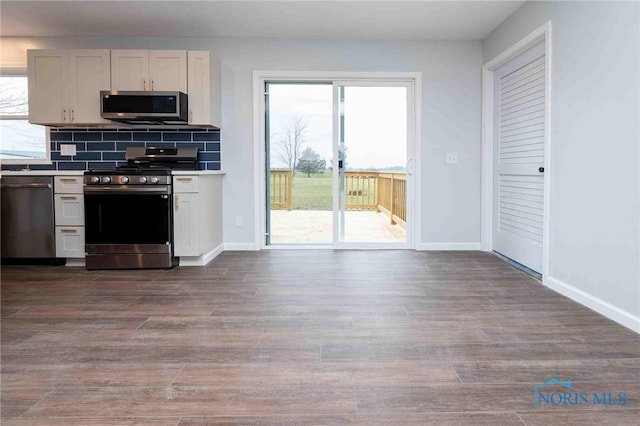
[189,109,193,123]
[62,108,66,122]
[60,229,77,234]
[151,80,154,91]
[71,109,75,122]
[60,196,77,200]
[175,195,179,210]
[143,79,146,91]
[59,178,78,182]
[176,177,193,181]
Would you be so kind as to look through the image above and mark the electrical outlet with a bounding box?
[235,215,243,227]
[446,152,458,164]
[60,144,76,156]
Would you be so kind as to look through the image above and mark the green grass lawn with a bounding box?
[292,171,333,210]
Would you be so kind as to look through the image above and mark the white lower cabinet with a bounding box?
[172,174,223,264]
[55,227,85,258]
[53,176,85,259]
[174,192,200,256]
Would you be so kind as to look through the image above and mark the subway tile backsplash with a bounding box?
[2,128,221,172]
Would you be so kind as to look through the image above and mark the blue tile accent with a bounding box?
[205,142,221,152]
[133,132,161,141]
[103,151,126,161]
[162,132,191,141]
[28,164,57,170]
[2,128,222,172]
[51,152,70,161]
[2,165,24,171]
[179,142,205,151]
[87,142,115,151]
[74,132,102,141]
[50,132,73,141]
[68,142,87,152]
[117,142,145,150]
[103,132,132,141]
[74,152,102,161]
[88,161,117,170]
[145,142,176,148]
[199,152,220,162]
[57,161,87,170]
[193,132,220,141]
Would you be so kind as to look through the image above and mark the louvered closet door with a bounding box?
[493,42,546,273]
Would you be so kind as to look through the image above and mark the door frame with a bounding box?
[253,71,422,250]
[481,22,552,279]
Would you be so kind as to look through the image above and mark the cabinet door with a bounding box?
[173,193,200,256]
[54,176,84,194]
[55,227,85,258]
[187,51,211,125]
[55,194,85,226]
[111,50,149,91]
[68,50,111,124]
[28,50,69,124]
[149,50,187,92]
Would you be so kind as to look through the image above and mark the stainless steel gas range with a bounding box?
[83,147,198,270]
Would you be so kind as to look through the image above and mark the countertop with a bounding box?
[1,170,225,177]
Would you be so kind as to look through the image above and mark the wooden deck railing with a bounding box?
[376,172,407,227]
[270,169,293,211]
[269,170,406,228]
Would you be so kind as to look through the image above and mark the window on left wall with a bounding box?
[0,70,50,164]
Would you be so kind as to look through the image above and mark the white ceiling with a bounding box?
[0,1,525,41]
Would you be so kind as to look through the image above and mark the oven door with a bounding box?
[84,186,175,269]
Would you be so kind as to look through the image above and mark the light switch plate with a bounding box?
[446,152,458,164]
[60,144,76,156]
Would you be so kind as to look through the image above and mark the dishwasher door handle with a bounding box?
[1,183,53,189]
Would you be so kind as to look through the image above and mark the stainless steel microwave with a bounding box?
[100,91,188,124]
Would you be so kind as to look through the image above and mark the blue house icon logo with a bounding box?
[531,378,574,408]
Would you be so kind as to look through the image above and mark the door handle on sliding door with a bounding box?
[406,158,413,176]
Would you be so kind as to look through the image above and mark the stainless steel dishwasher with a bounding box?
[1,176,56,259]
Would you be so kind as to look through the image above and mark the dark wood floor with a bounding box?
[1,250,639,425]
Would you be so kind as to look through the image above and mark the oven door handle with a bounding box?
[84,186,171,195]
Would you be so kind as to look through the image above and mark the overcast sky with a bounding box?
[268,83,407,170]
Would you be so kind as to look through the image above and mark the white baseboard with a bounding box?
[178,243,225,267]
[223,242,260,251]
[544,275,640,334]
[416,243,482,251]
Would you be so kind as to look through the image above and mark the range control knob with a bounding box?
[101,176,111,184]
[149,177,159,184]
[90,176,100,184]
[120,176,129,184]
[139,176,148,184]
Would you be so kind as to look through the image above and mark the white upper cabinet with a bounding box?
[68,50,111,124]
[187,51,220,128]
[28,50,69,124]
[111,50,186,92]
[150,51,187,92]
[28,48,219,128]
[28,49,110,125]
[110,50,149,91]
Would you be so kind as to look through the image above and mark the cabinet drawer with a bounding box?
[55,194,84,226]
[173,175,199,193]
[55,226,85,258]
[54,176,84,193]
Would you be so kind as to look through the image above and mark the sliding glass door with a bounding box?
[335,83,408,244]
[265,80,411,247]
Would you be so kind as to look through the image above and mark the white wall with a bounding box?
[1,36,483,249]
[483,2,640,326]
